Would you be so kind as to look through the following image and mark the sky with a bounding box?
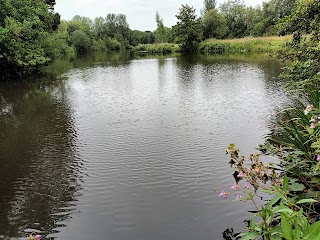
[55,0,265,31]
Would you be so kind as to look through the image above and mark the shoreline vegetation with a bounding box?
[198,35,292,54]
[0,0,301,77]
[132,35,292,55]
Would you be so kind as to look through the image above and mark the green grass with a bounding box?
[133,43,180,54]
[198,35,292,54]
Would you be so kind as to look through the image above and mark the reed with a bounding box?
[198,35,292,54]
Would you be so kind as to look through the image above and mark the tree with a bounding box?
[220,0,247,38]
[277,0,319,35]
[202,9,227,39]
[201,0,217,16]
[105,13,130,41]
[155,11,166,43]
[174,4,202,52]
[277,0,320,82]
[92,17,107,39]
[0,0,61,72]
[70,30,92,52]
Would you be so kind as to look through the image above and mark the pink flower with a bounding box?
[310,123,315,129]
[310,118,316,123]
[219,189,228,199]
[231,183,240,191]
[237,171,244,177]
[35,235,42,240]
[236,195,244,200]
[244,182,250,189]
[317,155,320,161]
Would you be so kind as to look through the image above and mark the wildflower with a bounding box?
[244,182,250,189]
[310,123,315,129]
[231,183,240,191]
[310,118,316,123]
[35,235,42,240]
[317,155,320,161]
[236,195,244,200]
[237,171,244,177]
[219,189,228,199]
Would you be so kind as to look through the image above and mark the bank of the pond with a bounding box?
[133,43,180,54]
[132,35,292,55]
[198,35,292,54]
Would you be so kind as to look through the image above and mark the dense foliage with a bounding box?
[0,0,304,76]
[0,0,60,72]
[219,1,320,239]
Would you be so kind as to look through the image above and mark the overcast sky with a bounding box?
[55,0,265,31]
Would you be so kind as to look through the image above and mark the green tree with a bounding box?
[105,13,130,41]
[202,9,227,39]
[201,0,217,16]
[220,0,248,38]
[92,17,107,39]
[277,0,320,82]
[70,30,92,53]
[277,0,319,35]
[0,0,61,72]
[155,11,166,43]
[174,4,202,52]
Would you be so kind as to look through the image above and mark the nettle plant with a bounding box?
[221,144,320,240]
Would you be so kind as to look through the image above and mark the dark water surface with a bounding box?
[0,52,289,239]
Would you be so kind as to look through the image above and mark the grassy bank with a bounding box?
[198,35,292,54]
[133,43,180,54]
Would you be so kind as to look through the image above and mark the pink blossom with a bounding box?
[35,235,42,240]
[317,155,320,161]
[231,183,240,191]
[310,123,316,129]
[236,195,244,200]
[219,189,228,199]
[244,182,250,189]
[237,171,244,177]
[310,118,316,123]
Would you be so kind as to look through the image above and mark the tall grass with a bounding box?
[198,35,292,54]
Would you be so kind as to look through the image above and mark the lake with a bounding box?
[0,52,289,239]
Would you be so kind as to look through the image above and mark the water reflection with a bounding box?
[0,52,289,240]
[0,78,82,238]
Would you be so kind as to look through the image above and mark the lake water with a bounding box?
[0,52,289,239]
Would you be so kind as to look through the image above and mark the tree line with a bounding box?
[0,0,310,75]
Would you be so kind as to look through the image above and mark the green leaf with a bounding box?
[307,221,320,240]
[275,208,294,214]
[241,231,259,240]
[249,218,255,231]
[311,141,320,148]
[271,226,283,234]
[281,213,293,240]
[289,183,305,192]
[267,195,283,209]
[283,175,289,192]
[296,199,318,204]
[270,236,282,240]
